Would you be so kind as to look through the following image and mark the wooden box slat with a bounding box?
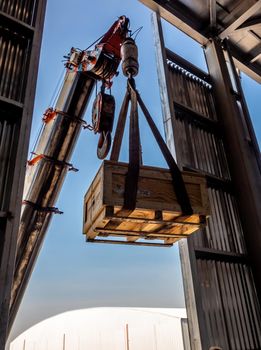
[83,161,209,246]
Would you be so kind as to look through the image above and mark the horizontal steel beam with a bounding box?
[182,166,233,193]
[174,102,222,136]
[249,42,261,63]
[0,96,24,110]
[237,16,261,32]
[139,0,261,83]
[139,0,208,44]
[166,48,210,82]
[219,0,261,39]
[195,247,249,264]
[0,10,34,38]
[228,41,261,82]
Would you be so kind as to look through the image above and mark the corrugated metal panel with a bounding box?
[197,259,261,349]
[0,0,46,345]
[193,188,246,254]
[167,62,217,120]
[166,51,261,349]
[0,0,37,26]
[0,26,30,103]
[205,188,246,253]
[0,116,19,211]
[173,115,230,180]
[0,219,7,268]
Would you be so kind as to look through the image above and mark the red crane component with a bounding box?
[98,15,130,58]
[27,154,44,166]
[63,15,131,158]
[65,15,129,81]
[42,107,57,124]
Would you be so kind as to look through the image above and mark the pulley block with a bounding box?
[92,92,115,159]
[121,37,139,77]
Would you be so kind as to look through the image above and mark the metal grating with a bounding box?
[0,0,38,26]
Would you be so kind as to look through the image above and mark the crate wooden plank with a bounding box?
[83,160,209,246]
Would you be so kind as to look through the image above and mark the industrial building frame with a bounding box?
[0,0,261,349]
[139,0,261,348]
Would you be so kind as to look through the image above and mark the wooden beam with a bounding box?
[95,227,192,239]
[87,239,172,247]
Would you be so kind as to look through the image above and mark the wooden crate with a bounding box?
[83,161,209,247]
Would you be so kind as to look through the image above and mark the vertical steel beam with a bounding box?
[204,38,261,304]
[179,240,206,350]
[209,0,216,30]
[151,11,177,160]
[152,12,206,350]
[0,1,47,348]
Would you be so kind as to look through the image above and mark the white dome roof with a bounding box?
[10,307,187,350]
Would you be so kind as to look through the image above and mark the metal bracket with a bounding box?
[22,200,63,214]
[29,152,78,172]
[44,108,91,129]
[0,211,13,219]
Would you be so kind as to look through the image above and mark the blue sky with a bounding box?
[9,0,261,343]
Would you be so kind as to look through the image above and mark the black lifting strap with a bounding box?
[110,78,193,215]
[123,78,141,211]
[110,90,130,162]
[130,82,193,216]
